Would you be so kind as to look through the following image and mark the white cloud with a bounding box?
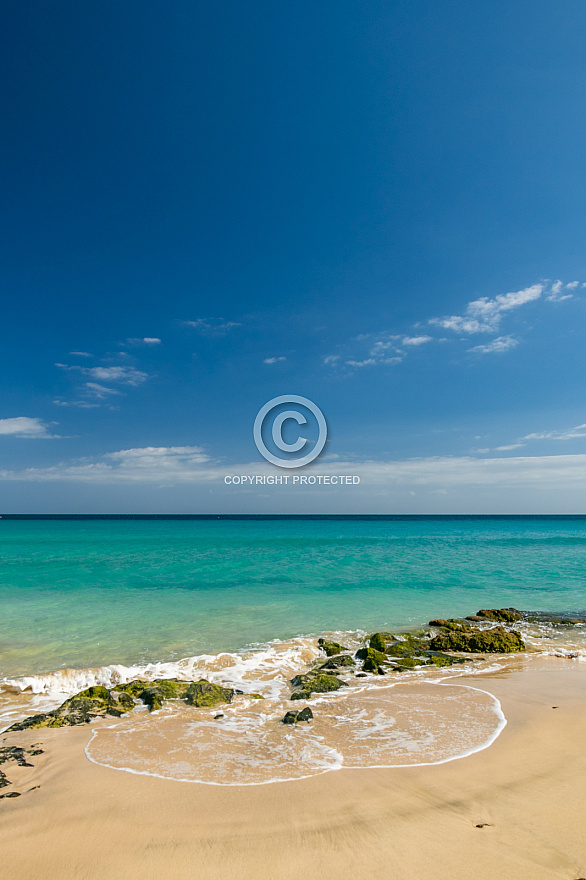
[431,283,544,334]
[546,279,576,302]
[0,417,59,439]
[69,351,92,357]
[263,356,286,364]
[124,337,162,346]
[468,335,519,354]
[402,335,432,346]
[494,443,525,451]
[6,449,586,516]
[0,446,214,483]
[53,399,100,409]
[87,366,148,386]
[523,422,586,441]
[84,382,121,398]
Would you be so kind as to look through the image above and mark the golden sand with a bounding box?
[1,656,585,880]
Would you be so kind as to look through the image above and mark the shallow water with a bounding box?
[85,680,506,785]
[2,517,586,679]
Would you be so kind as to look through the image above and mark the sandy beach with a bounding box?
[1,656,585,880]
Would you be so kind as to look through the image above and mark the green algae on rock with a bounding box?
[368,632,388,652]
[291,672,347,700]
[317,638,348,657]
[430,626,525,653]
[185,680,234,707]
[468,608,522,623]
[8,677,237,731]
[358,647,388,673]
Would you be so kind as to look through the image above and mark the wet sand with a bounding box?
[1,656,585,880]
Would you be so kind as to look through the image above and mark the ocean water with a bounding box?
[2,516,585,784]
[2,516,586,681]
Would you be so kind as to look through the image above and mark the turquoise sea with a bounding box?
[2,516,586,681]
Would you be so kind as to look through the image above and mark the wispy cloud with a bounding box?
[86,366,148,386]
[546,280,577,302]
[402,335,432,346]
[55,360,150,408]
[263,356,286,364]
[324,333,405,369]
[182,318,241,337]
[0,446,214,482]
[123,337,162,346]
[468,335,519,355]
[0,417,59,438]
[326,278,580,372]
[523,422,586,441]
[69,351,92,357]
[430,283,544,335]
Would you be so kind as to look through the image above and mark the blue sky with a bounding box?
[2,1,586,512]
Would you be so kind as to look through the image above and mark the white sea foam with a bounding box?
[83,681,507,786]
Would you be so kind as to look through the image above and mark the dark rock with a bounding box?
[0,746,43,768]
[317,638,348,657]
[282,707,313,724]
[0,791,21,799]
[430,626,525,653]
[291,673,347,700]
[319,654,355,670]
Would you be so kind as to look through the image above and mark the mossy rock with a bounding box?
[184,680,234,708]
[474,608,523,623]
[319,654,355,670]
[393,657,420,669]
[360,647,388,673]
[430,626,525,654]
[112,679,151,698]
[369,632,387,652]
[424,651,463,667]
[429,619,471,631]
[317,638,348,657]
[385,638,429,657]
[291,673,347,700]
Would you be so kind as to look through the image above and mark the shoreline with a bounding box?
[1,655,585,878]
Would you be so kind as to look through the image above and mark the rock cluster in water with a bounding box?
[308,606,528,681]
[6,679,260,732]
[6,607,556,735]
[282,707,313,724]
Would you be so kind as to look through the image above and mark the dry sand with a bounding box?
[1,656,585,880]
